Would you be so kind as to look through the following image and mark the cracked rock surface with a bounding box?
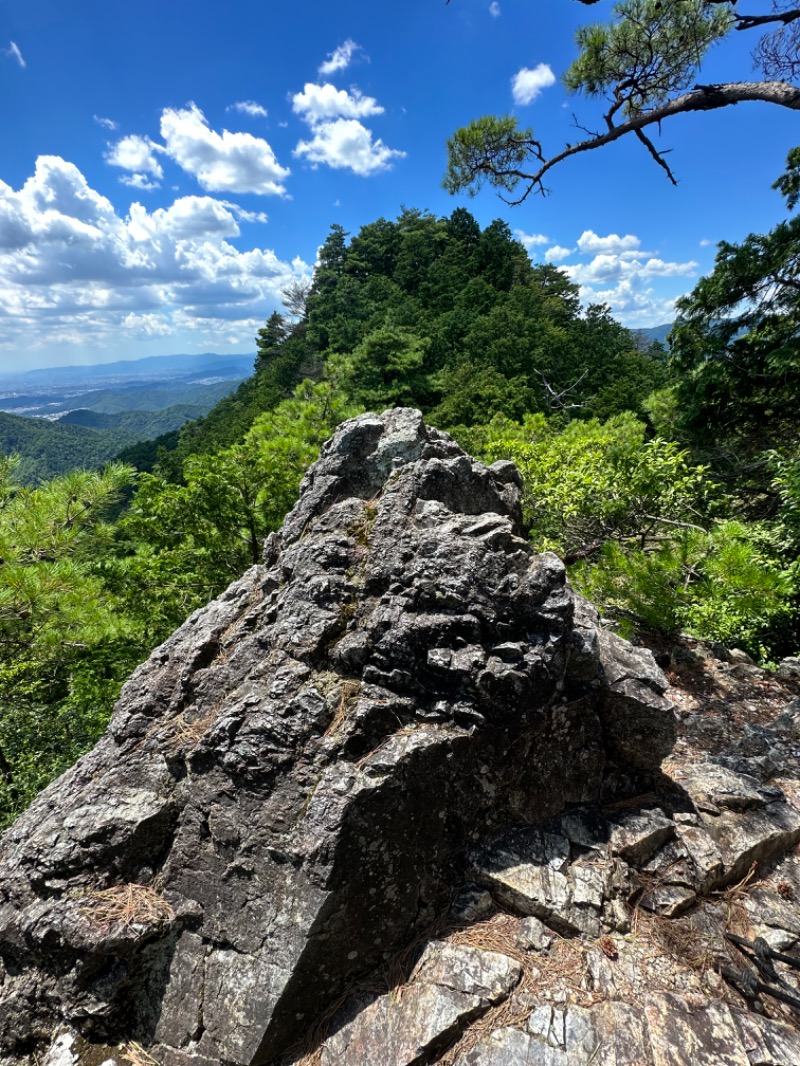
[300,639,800,1066]
[0,409,676,1066]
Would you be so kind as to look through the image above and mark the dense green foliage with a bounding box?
[151,317,321,479]
[0,411,128,483]
[670,166,800,462]
[2,179,799,827]
[309,208,668,427]
[463,412,797,657]
[110,381,354,641]
[0,459,140,824]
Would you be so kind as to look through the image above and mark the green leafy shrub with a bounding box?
[472,412,797,661]
[579,522,796,658]
[475,411,710,558]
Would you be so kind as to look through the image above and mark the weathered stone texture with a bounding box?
[0,409,677,1065]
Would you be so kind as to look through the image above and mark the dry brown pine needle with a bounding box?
[122,1043,161,1066]
[80,884,174,928]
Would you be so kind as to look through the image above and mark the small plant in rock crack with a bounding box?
[348,498,379,547]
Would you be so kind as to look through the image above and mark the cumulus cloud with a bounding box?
[699,237,712,247]
[120,174,160,191]
[131,195,244,240]
[235,207,268,224]
[565,253,697,286]
[292,81,403,176]
[106,135,164,179]
[577,230,641,255]
[576,278,682,327]
[122,312,175,336]
[0,156,310,353]
[552,232,698,326]
[514,229,549,251]
[490,2,501,15]
[511,64,555,105]
[159,104,290,195]
[292,83,383,123]
[545,245,573,263]
[319,39,360,76]
[94,115,118,131]
[295,119,404,175]
[228,100,268,118]
[5,42,25,68]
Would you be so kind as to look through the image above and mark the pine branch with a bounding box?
[465,81,800,205]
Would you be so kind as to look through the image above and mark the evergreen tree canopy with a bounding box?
[670,149,800,457]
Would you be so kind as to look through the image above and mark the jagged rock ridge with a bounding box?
[0,409,676,1065]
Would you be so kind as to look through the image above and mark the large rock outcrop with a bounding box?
[0,409,676,1065]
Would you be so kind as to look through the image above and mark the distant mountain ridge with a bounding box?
[635,323,672,346]
[0,379,249,420]
[0,352,257,482]
[0,352,255,390]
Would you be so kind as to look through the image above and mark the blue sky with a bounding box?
[0,0,796,372]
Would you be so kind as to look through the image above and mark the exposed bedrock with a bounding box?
[0,409,676,1065]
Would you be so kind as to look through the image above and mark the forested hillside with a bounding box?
[0,371,252,483]
[0,180,798,829]
[0,399,239,484]
[142,208,668,475]
[0,411,130,482]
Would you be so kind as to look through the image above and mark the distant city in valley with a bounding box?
[0,351,255,482]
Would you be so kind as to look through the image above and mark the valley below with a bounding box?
[0,352,254,480]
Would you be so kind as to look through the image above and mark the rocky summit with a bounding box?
[2,409,798,1066]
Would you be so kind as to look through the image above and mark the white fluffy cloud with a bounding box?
[577,278,681,327]
[292,82,403,176]
[106,135,164,180]
[514,229,548,251]
[490,2,501,16]
[129,195,243,240]
[511,64,555,105]
[319,40,360,76]
[227,100,268,118]
[94,115,118,131]
[122,312,175,336]
[547,230,699,325]
[120,174,160,191]
[160,104,290,195]
[292,83,383,123]
[565,253,698,286]
[295,119,404,175]
[576,230,641,256]
[545,245,573,263]
[0,156,310,352]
